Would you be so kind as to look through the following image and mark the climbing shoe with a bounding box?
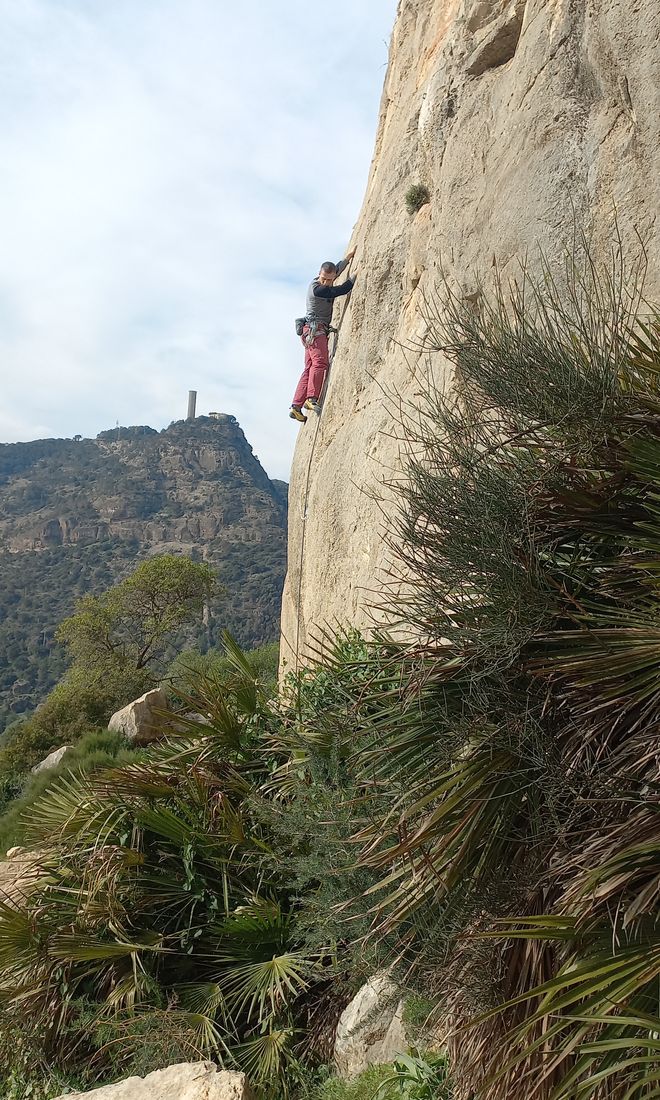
[289,405,307,423]
[303,398,320,411]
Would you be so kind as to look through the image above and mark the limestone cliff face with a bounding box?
[281,0,660,668]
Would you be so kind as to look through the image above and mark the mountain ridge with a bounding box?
[0,414,287,730]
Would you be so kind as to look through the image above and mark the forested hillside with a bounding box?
[0,416,287,730]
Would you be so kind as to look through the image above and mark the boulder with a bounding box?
[5,845,28,860]
[108,688,168,743]
[53,1063,252,1100]
[31,744,71,774]
[334,974,408,1079]
[0,847,41,900]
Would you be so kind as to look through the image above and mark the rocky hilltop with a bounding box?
[0,415,287,728]
[281,0,660,666]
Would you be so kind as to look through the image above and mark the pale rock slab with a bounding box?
[31,744,71,774]
[108,688,168,743]
[280,0,660,669]
[52,1063,252,1100]
[5,845,28,860]
[0,847,42,900]
[334,974,407,1078]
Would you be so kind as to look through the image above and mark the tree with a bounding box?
[58,555,218,678]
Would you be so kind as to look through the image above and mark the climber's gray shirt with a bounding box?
[305,258,352,327]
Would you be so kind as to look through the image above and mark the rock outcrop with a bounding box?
[52,1064,252,1100]
[0,846,41,900]
[31,745,71,774]
[281,0,660,666]
[334,974,407,1079]
[108,688,168,743]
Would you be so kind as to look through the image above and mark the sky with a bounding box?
[0,0,398,481]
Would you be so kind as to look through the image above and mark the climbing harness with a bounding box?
[292,259,354,673]
[305,319,336,346]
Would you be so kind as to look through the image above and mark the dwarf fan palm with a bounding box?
[0,637,318,1092]
[349,248,660,1100]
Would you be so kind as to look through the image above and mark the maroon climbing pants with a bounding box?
[292,325,329,407]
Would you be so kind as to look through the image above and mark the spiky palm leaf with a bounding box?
[0,654,319,1089]
[346,247,660,1100]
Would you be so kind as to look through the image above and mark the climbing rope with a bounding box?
[292,259,355,673]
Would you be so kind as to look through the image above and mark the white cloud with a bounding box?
[0,0,397,479]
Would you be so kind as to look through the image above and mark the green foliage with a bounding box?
[0,557,218,846]
[0,1003,203,1098]
[0,1013,74,1099]
[0,420,287,732]
[0,639,320,1093]
[404,184,430,215]
[58,554,217,674]
[0,630,410,1093]
[168,640,280,699]
[261,632,405,968]
[301,1054,451,1100]
[304,1065,393,1100]
[401,997,437,1044]
[0,729,141,853]
[374,1053,452,1100]
[0,664,149,820]
[75,1004,204,1085]
[0,538,139,731]
[348,248,660,1100]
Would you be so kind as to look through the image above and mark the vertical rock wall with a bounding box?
[281,0,660,669]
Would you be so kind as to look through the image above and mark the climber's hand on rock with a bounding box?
[346,249,357,262]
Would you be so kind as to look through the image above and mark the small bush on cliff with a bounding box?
[404,183,430,215]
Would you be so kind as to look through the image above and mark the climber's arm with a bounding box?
[335,249,356,276]
[313,277,355,300]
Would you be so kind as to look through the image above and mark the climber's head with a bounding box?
[318,261,337,287]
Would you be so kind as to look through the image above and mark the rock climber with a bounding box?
[289,251,356,422]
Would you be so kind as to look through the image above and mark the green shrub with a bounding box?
[0,728,141,852]
[264,632,401,969]
[305,1065,392,1100]
[347,248,660,1100]
[168,639,280,698]
[0,1013,74,1099]
[0,641,317,1093]
[401,997,437,1043]
[75,1004,203,1085]
[0,665,148,819]
[404,184,430,215]
[373,1053,451,1100]
[300,1054,451,1100]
